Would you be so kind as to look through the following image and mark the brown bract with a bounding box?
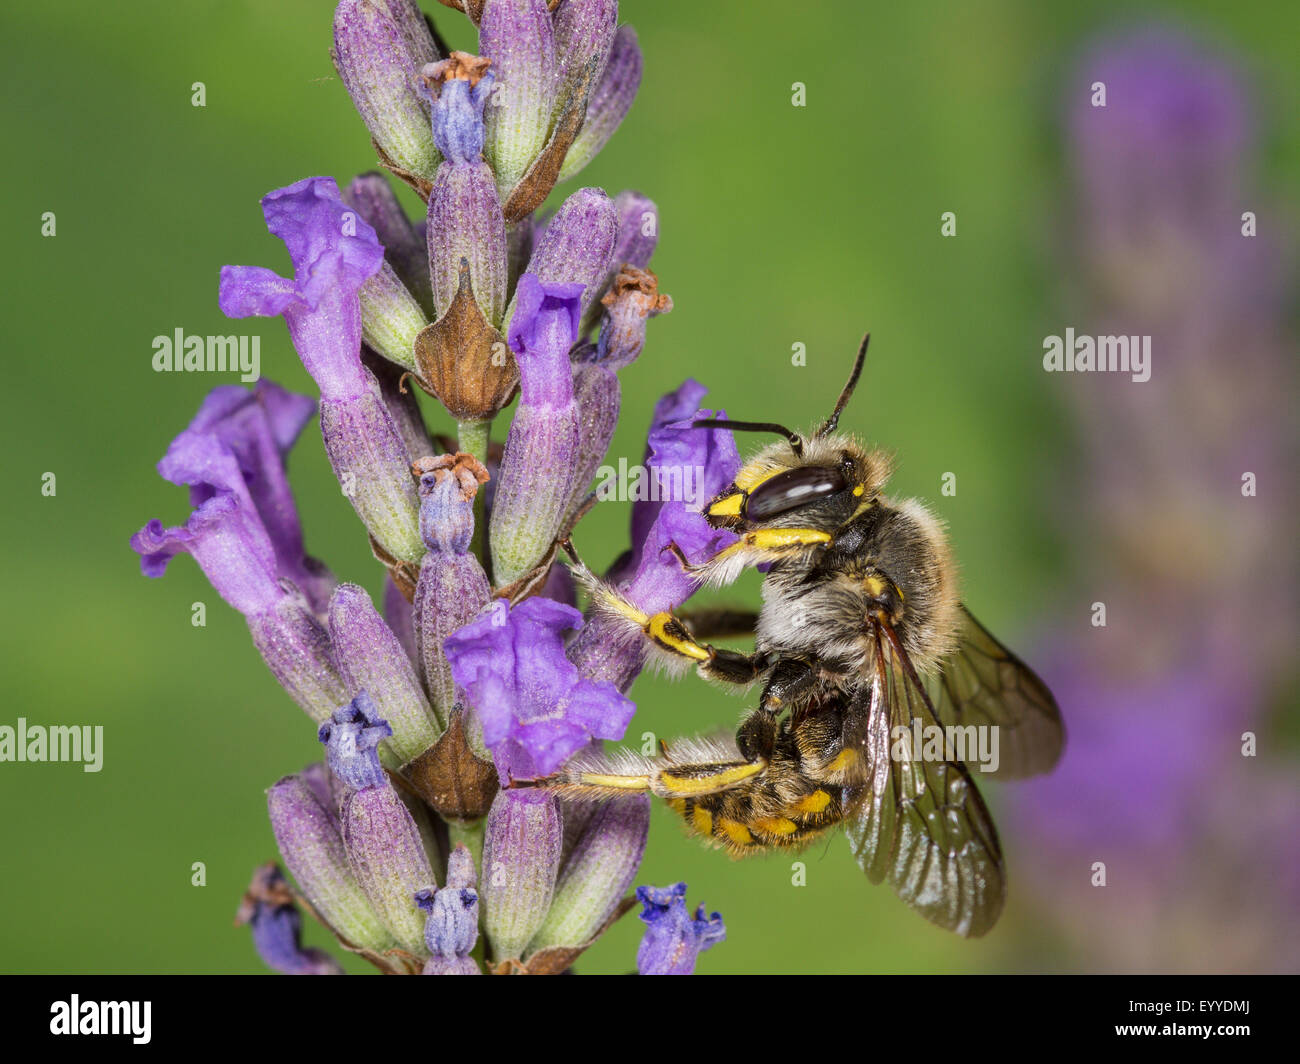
[413,259,518,420]
[403,709,499,820]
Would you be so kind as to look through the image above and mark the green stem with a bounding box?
[457,418,491,575]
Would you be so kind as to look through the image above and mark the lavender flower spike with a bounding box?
[412,454,492,727]
[332,0,442,185]
[528,794,649,951]
[323,694,436,956]
[268,769,399,956]
[489,273,585,584]
[635,882,725,975]
[480,790,562,961]
[220,177,423,563]
[417,844,482,975]
[236,864,344,975]
[479,0,558,197]
[443,597,635,783]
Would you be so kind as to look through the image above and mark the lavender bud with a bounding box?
[481,790,563,960]
[328,584,442,763]
[511,186,617,321]
[557,24,642,183]
[268,773,398,955]
[480,0,558,195]
[528,795,649,951]
[332,0,441,184]
[344,173,434,314]
[412,454,492,722]
[567,362,620,515]
[246,598,349,724]
[636,882,726,975]
[358,261,428,370]
[362,347,435,465]
[319,375,424,564]
[553,0,618,101]
[490,273,585,584]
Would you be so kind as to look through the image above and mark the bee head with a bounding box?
[690,335,886,531]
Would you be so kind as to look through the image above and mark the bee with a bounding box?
[529,335,1064,938]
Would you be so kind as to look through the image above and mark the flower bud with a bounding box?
[480,790,562,960]
[558,25,642,183]
[412,454,492,723]
[268,772,398,955]
[344,172,434,314]
[594,266,672,370]
[328,584,442,763]
[480,0,557,196]
[319,376,424,564]
[528,795,649,951]
[332,0,441,189]
[359,261,428,370]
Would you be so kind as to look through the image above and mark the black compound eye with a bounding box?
[743,465,847,520]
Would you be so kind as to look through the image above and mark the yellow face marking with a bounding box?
[645,613,710,661]
[793,789,832,815]
[659,761,764,795]
[691,806,713,836]
[863,575,888,598]
[754,816,798,836]
[852,484,865,497]
[576,772,651,791]
[717,818,754,845]
[826,749,859,776]
[706,492,744,518]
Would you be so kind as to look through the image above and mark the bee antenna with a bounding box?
[690,418,804,459]
[817,333,870,437]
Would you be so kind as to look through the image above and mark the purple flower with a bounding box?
[236,864,343,976]
[132,380,334,613]
[443,597,636,782]
[424,53,495,164]
[416,844,482,974]
[318,692,392,790]
[635,882,725,975]
[219,176,384,402]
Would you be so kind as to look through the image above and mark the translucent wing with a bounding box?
[926,606,1064,779]
[842,622,1005,937]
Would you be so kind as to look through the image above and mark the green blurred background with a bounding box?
[1,0,1295,974]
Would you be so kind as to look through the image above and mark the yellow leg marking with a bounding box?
[645,613,710,661]
[691,806,713,836]
[793,789,832,815]
[754,816,798,836]
[577,772,651,791]
[826,749,859,776]
[717,818,754,845]
[658,760,765,795]
[743,528,832,550]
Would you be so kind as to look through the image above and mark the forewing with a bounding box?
[926,606,1064,779]
[843,627,1006,938]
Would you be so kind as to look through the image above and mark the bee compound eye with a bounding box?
[743,465,847,520]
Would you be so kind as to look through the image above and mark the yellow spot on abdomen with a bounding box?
[826,749,858,776]
[793,789,832,815]
[717,818,753,845]
[691,806,712,836]
[754,816,798,836]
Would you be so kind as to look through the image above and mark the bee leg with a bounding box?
[664,528,833,588]
[675,607,760,642]
[759,658,820,713]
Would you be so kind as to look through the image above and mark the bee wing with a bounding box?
[842,622,1005,937]
[925,606,1065,779]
